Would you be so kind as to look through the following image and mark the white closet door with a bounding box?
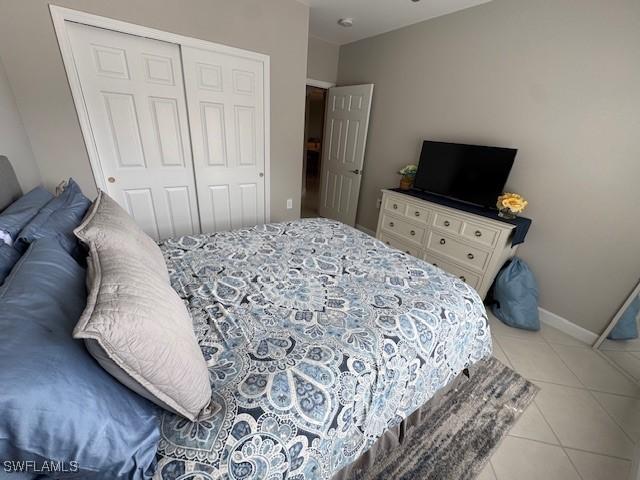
[66,22,200,240]
[182,46,266,233]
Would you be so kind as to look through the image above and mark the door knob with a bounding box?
[259,172,264,177]
[350,169,360,174]
[108,177,116,183]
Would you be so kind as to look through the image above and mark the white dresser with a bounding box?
[375,189,519,299]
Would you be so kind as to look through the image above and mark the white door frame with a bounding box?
[50,5,271,222]
[306,78,335,89]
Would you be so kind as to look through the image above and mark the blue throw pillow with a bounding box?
[0,186,53,242]
[0,237,160,479]
[14,179,90,255]
[0,242,20,284]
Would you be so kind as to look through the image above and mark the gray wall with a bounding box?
[338,0,640,334]
[307,35,339,84]
[0,57,40,191]
[0,0,308,221]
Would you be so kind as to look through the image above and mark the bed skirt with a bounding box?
[331,364,477,480]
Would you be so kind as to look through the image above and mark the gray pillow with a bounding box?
[74,190,168,280]
[73,191,211,421]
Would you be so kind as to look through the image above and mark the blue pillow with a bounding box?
[14,179,90,255]
[0,242,20,284]
[0,237,160,479]
[0,186,53,241]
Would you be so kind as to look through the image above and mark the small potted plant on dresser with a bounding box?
[398,164,418,190]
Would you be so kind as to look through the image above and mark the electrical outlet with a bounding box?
[286,198,293,209]
[376,198,382,209]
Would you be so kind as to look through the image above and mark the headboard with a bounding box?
[0,155,22,211]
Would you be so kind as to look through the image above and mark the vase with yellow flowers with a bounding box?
[496,193,528,219]
[398,164,418,190]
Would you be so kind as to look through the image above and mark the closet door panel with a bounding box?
[66,22,200,239]
[182,46,265,233]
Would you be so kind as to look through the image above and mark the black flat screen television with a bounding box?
[413,140,517,208]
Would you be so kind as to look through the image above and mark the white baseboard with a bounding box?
[356,224,376,237]
[538,307,598,346]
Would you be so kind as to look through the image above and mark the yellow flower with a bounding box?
[497,193,528,213]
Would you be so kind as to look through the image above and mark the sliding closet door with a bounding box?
[182,46,266,233]
[66,22,200,240]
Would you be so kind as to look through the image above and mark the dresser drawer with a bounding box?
[384,196,409,215]
[384,195,430,224]
[381,214,426,246]
[405,204,431,224]
[423,252,481,289]
[432,212,463,234]
[426,232,490,271]
[379,233,422,257]
[461,221,500,247]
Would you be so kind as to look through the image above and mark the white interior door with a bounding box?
[182,46,266,233]
[319,84,373,226]
[66,22,200,240]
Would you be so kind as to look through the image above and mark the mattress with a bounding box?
[154,218,491,479]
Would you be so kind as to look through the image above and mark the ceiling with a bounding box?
[305,0,492,45]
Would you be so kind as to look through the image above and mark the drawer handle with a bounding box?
[389,222,395,227]
[460,275,466,282]
[439,238,446,245]
[410,230,416,236]
[467,253,475,260]
[474,230,482,237]
[393,204,398,210]
[444,220,450,227]
[414,211,420,217]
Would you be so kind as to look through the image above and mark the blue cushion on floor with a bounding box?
[492,257,540,331]
[14,179,90,255]
[0,237,160,479]
[0,186,53,241]
[608,295,640,340]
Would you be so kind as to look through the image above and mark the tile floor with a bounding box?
[478,312,639,480]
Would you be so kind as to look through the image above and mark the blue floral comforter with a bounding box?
[154,218,491,480]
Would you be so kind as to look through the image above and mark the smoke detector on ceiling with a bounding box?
[337,17,354,28]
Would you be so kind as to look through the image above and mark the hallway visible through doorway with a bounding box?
[301,85,326,218]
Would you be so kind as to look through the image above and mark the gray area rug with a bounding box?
[361,356,538,480]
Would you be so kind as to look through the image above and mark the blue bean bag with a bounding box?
[492,257,540,331]
[608,295,640,340]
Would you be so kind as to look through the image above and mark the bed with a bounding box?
[0,157,491,479]
[154,218,492,479]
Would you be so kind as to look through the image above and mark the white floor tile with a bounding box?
[601,350,640,381]
[565,449,631,480]
[550,344,640,397]
[475,461,497,480]
[540,324,587,347]
[491,337,513,368]
[498,336,582,387]
[591,391,640,442]
[487,313,546,343]
[600,336,640,352]
[509,401,558,444]
[491,436,580,480]
[534,382,635,459]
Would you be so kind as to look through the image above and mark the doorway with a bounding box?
[301,85,327,218]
